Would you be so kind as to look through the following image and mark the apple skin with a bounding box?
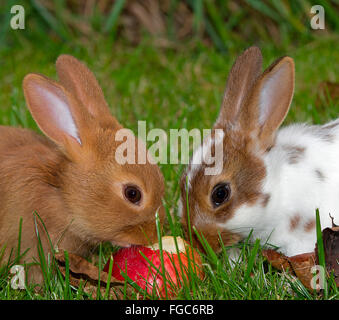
[103,236,203,298]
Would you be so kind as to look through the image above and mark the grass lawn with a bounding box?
[0,30,338,300]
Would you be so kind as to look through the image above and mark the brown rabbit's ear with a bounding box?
[23,73,87,154]
[55,54,121,128]
[215,46,263,127]
[241,56,295,150]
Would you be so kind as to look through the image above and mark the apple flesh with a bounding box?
[103,236,203,298]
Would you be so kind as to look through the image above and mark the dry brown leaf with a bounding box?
[288,252,317,290]
[128,0,166,36]
[263,219,339,291]
[262,249,290,271]
[315,216,339,286]
[263,250,317,290]
[55,252,134,299]
[322,228,339,286]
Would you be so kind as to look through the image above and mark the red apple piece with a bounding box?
[103,236,203,298]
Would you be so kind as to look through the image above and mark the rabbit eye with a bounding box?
[211,183,231,207]
[124,185,142,204]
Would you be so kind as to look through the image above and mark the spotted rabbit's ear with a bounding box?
[215,46,263,128]
[56,54,122,129]
[241,56,295,151]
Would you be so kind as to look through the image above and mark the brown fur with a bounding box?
[261,194,271,208]
[289,215,301,231]
[321,133,335,143]
[304,219,316,232]
[0,56,165,284]
[283,145,306,165]
[315,169,325,181]
[215,46,263,127]
[180,127,266,252]
[323,121,339,130]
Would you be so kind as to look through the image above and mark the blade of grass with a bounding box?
[245,0,282,23]
[30,0,70,41]
[104,255,114,300]
[315,208,328,298]
[97,243,103,300]
[32,211,67,291]
[167,0,179,40]
[33,212,51,291]
[191,0,204,36]
[104,0,126,36]
[164,208,190,293]
[63,250,71,300]
[155,211,168,299]
[244,239,260,281]
[193,226,218,266]
[316,208,326,268]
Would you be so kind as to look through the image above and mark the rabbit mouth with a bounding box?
[110,240,133,248]
[111,239,152,248]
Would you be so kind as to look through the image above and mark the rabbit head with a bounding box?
[179,46,295,252]
[22,55,165,248]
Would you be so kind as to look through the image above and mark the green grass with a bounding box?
[0,36,338,299]
[0,1,338,300]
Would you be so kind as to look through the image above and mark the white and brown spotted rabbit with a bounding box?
[0,55,165,284]
[179,46,339,257]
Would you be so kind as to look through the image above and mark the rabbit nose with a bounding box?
[144,223,158,244]
[184,224,226,254]
[197,232,222,254]
[181,224,217,253]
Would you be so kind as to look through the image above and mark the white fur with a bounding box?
[221,121,339,256]
[187,130,224,188]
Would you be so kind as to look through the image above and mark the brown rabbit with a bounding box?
[0,55,165,284]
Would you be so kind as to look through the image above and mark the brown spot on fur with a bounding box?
[290,215,301,231]
[321,133,335,143]
[315,169,325,181]
[261,193,271,207]
[304,219,316,232]
[283,145,305,164]
[323,121,339,130]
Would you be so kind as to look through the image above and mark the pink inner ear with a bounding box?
[258,68,284,125]
[36,86,81,144]
[258,62,292,127]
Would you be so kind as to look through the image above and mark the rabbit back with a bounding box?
[222,120,339,256]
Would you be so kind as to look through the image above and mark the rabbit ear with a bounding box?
[215,46,263,127]
[23,73,86,151]
[241,56,295,150]
[55,55,121,128]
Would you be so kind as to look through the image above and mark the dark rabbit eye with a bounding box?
[211,183,231,207]
[124,185,142,204]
